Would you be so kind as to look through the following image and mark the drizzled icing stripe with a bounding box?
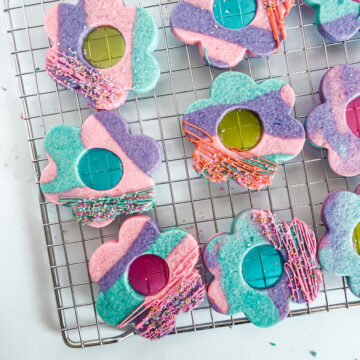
[183,121,278,190]
[116,247,205,339]
[255,209,322,303]
[45,48,124,110]
[136,275,204,340]
[263,0,295,52]
[60,187,155,223]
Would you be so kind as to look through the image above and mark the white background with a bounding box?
[0,5,359,360]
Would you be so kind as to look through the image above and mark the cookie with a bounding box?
[303,0,360,41]
[183,71,305,190]
[305,65,360,177]
[203,209,322,327]
[170,0,295,69]
[318,187,360,298]
[40,111,162,228]
[44,0,160,110]
[89,215,205,340]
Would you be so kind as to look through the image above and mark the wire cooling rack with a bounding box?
[3,0,360,348]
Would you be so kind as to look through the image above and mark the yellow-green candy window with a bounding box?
[83,26,126,69]
[353,222,360,255]
[218,109,262,151]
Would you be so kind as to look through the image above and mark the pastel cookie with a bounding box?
[40,111,162,228]
[204,209,322,327]
[305,65,360,177]
[170,0,295,69]
[89,215,205,340]
[303,0,360,41]
[318,187,360,298]
[44,0,160,110]
[183,71,305,190]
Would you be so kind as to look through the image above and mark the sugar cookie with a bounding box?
[40,111,162,227]
[89,215,205,339]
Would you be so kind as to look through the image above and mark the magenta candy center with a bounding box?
[352,0,360,3]
[128,254,170,296]
[346,97,360,138]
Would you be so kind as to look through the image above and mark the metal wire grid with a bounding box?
[3,0,360,348]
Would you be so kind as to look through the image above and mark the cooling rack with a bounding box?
[3,0,360,348]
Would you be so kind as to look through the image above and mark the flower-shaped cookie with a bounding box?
[40,111,162,228]
[89,215,205,340]
[44,0,159,110]
[306,65,360,177]
[303,0,360,41]
[204,209,322,327]
[318,187,360,298]
[183,71,305,190]
[170,0,295,69]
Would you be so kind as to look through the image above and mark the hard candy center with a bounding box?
[242,245,284,289]
[78,148,123,190]
[213,0,257,29]
[346,96,360,138]
[218,109,262,151]
[128,254,170,296]
[83,26,126,69]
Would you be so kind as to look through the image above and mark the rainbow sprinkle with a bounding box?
[256,210,322,303]
[45,48,124,110]
[135,276,205,340]
[60,187,155,223]
[183,121,278,190]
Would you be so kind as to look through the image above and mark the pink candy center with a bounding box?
[128,254,170,296]
[346,97,360,138]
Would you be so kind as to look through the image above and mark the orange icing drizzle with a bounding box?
[183,121,278,189]
[264,0,295,52]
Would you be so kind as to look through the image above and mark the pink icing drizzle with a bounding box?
[45,49,126,110]
[117,246,205,337]
[255,209,322,303]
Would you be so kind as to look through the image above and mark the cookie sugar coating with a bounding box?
[318,187,360,298]
[44,0,159,110]
[303,0,360,41]
[170,0,295,69]
[40,111,162,228]
[89,215,205,340]
[305,65,360,177]
[183,71,305,190]
[203,209,322,327]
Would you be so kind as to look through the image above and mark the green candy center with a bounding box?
[352,222,360,255]
[83,26,126,69]
[218,109,262,151]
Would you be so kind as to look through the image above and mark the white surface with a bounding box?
[0,5,359,360]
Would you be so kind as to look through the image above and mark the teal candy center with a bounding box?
[77,148,123,190]
[242,245,284,289]
[213,0,257,29]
